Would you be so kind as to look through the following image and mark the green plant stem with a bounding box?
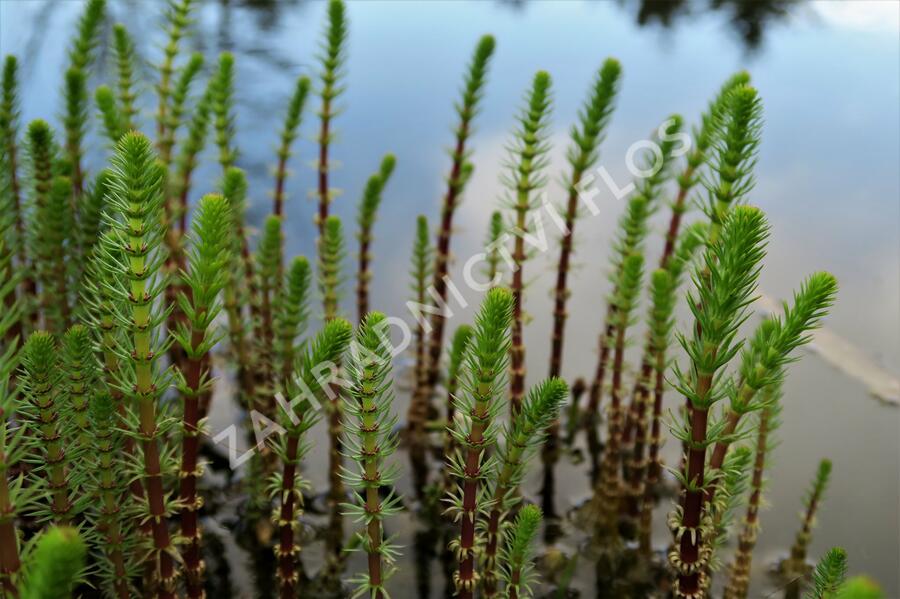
[421,35,495,410]
[723,407,771,599]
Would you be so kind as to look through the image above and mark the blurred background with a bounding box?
[1,0,898,596]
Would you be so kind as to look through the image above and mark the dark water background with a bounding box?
[1,0,898,596]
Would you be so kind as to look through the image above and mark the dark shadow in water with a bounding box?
[628,0,799,50]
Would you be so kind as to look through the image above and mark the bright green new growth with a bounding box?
[100,131,178,590]
[173,77,213,224]
[314,0,348,232]
[26,119,71,333]
[272,317,353,595]
[357,154,396,233]
[212,52,237,172]
[63,0,105,195]
[680,71,750,186]
[499,504,543,599]
[806,548,847,599]
[21,332,74,524]
[95,85,124,145]
[112,24,138,133]
[319,215,345,321]
[156,0,194,162]
[272,75,311,215]
[669,205,770,596]
[481,378,567,596]
[674,206,769,410]
[276,256,312,388]
[448,287,513,597]
[175,193,232,360]
[566,57,621,177]
[703,85,763,236]
[356,153,396,320]
[733,272,838,414]
[342,311,402,597]
[160,52,205,165]
[20,527,87,599]
[507,70,553,414]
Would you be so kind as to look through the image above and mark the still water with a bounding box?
[1,0,898,596]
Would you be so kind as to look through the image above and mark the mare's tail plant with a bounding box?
[481,378,567,597]
[499,504,543,599]
[100,132,178,597]
[156,0,194,164]
[406,215,433,465]
[341,311,402,598]
[584,115,683,427]
[439,325,474,498]
[63,0,105,196]
[805,548,847,599]
[483,211,504,286]
[784,459,833,599]
[446,287,513,599]
[318,216,346,506]
[629,223,707,531]
[21,333,76,525]
[111,24,138,133]
[355,154,396,322]
[1,55,28,328]
[272,318,352,598]
[172,194,233,597]
[548,57,620,379]
[420,34,495,405]
[506,70,553,416]
[723,377,782,599]
[276,256,312,390]
[314,0,348,235]
[272,75,312,217]
[26,120,70,334]
[668,206,769,598]
[0,242,23,593]
[89,392,136,599]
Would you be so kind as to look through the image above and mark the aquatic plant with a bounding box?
[173,194,233,596]
[506,70,553,416]
[100,132,178,597]
[481,378,567,596]
[548,58,621,380]
[668,205,769,597]
[314,0,348,235]
[341,311,402,598]
[421,34,496,404]
[447,287,513,599]
[806,548,847,599]
[406,215,433,449]
[0,4,868,597]
[355,154,396,322]
[723,379,782,599]
[273,76,312,218]
[784,459,834,599]
[272,318,352,597]
[499,504,543,599]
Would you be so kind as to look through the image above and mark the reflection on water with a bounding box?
[1,0,898,596]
